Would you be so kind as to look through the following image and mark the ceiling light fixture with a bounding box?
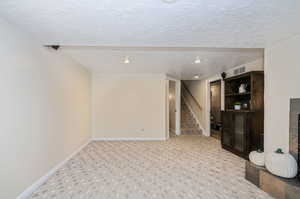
[194,56,201,64]
[124,56,130,64]
[194,75,200,79]
[162,0,178,3]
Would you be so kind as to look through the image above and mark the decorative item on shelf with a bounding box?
[265,148,298,178]
[249,149,265,166]
[239,83,247,93]
[242,102,248,109]
[234,102,242,110]
[221,72,227,80]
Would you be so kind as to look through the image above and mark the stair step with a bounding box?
[181,127,201,130]
[181,120,197,124]
[181,122,196,124]
[181,130,202,135]
[180,99,202,135]
[181,124,200,128]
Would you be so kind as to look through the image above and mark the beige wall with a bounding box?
[92,74,167,139]
[0,18,91,199]
[264,35,300,153]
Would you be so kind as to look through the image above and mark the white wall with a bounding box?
[0,18,91,199]
[92,74,167,140]
[264,35,300,153]
[184,58,264,136]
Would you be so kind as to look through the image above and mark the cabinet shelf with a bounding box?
[225,92,251,97]
[225,109,254,113]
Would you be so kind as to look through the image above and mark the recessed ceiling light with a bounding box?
[162,0,178,3]
[124,56,130,64]
[194,56,201,64]
[194,75,200,79]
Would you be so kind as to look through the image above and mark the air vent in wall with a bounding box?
[233,66,246,75]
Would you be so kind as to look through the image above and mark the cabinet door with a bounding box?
[232,113,251,155]
[221,112,233,148]
[233,113,245,152]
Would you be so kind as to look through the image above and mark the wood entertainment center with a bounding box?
[221,71,264,159]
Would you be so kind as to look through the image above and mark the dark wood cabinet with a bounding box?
[222,111,252,159]
[222,71,264,159]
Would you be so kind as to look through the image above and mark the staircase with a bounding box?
[180,99,202,135]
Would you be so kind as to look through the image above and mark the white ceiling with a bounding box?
[0,0,299,48]
[62,47,263,80]
[0,0,296,79]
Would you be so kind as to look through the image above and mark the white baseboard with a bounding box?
[92,137,167,141]
[16,139,91,199]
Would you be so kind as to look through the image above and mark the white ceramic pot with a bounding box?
[234,105,241,110]
[265,151,298,178]
[249,151,265,166]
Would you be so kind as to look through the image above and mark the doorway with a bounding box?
[169,80,176,137]
[210,80,221,139]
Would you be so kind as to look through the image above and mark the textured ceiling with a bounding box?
[0,0,299,48]
[61,47,263,80]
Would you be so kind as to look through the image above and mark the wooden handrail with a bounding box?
[182,82,202,110]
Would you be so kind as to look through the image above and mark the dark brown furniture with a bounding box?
[210,80,222,140]
[221,71,264,159]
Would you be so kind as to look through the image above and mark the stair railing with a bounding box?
[181,82,202,110]
[181,82,203,130]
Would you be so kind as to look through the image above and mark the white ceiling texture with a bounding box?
[0,0,299,79]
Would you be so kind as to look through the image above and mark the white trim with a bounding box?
[181,96,206,135]
[92,137,167,141]
[175,81,181,135]
[166,80,170,139]
[16,140,91,199]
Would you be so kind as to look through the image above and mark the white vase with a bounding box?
[265,152,298,178]
[249,151,265,166]
[239,84,247,93]
[234,105,241,110]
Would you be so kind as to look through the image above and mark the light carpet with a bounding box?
[29,135,272,199]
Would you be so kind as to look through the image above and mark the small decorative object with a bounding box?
[239,83,247,93]
[249,149,265,166]
[221,72,227,80]
[242,102,248,109]
[234,102,241,110]
[265,148,298,178]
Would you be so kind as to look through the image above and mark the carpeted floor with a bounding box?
[29,135,272,199]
